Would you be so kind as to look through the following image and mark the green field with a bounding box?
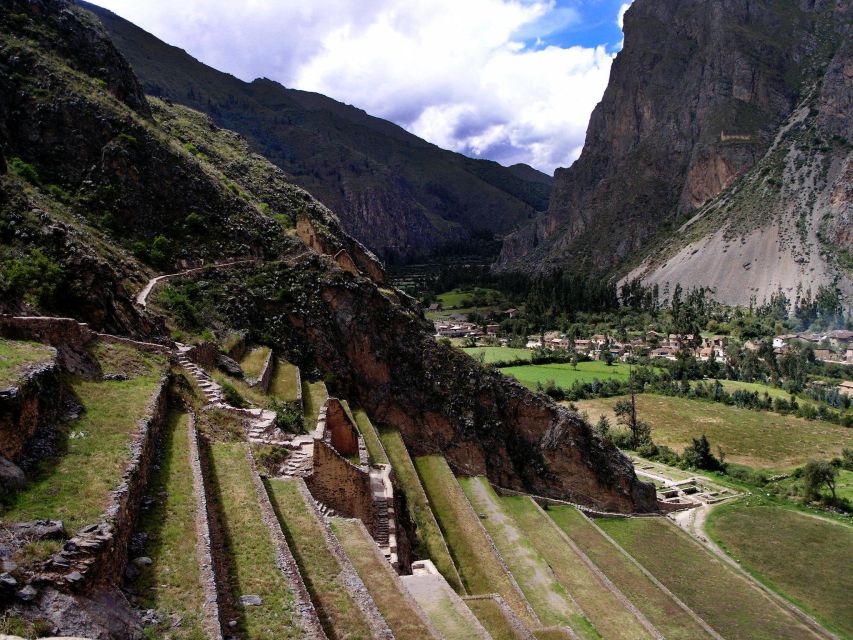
[302,379,328,431]
[133,412,206,639]
[714,379,793,401]
[577,394,852,469]
[0,338,55,386]
[331,517,436,640]
[598,517,817,640]
[268,359,301,401]
[464,597,528,640]
[459,478,590,634]
[352,408,389,465]
[437,288,503,309]
[463,347,532,363]
[267,479,374,638]
[496,492,653,640]
[415,456,535,626]
[240,346,272,380]
[208,443,301,639]
[501,361,633,389]
[707,501,853,637]
[2,352,164,533]
[547,506,714,640]
[378,430,463,592]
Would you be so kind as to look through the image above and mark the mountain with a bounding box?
[498,0,852,306]
[0,0,652,572]
[80,1,551,262]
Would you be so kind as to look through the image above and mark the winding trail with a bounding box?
[136,258,258,308]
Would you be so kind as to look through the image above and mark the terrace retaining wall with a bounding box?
[250,349,274,393]
[307,441,376,534]
[187,413,225,640]
[0,316,98,376]
[39,374,170,592]
[0,358,63,466]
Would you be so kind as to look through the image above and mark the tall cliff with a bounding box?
[0,0,654,513]
[81,1,552,262]
[498,0,852,304]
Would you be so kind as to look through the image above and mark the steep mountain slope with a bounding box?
[81,1,551,261]
[498,0,851,304]
[0,0,653,518]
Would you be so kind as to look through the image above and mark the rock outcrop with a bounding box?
[497,0,851,304]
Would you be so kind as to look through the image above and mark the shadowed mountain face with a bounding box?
[81,1,552,262]
[497,0,852,305]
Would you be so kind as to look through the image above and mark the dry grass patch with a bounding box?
[267,479,374,639]
[207,443,301,639]
[707,501,853,638]
[332,516,436,639]
[464,597,529,640]
[547,505,714,640]
[132,412,206,639]
[351,408,389,465]
[302,379,328,430]
[268,359,300,401]
[598,516,818,640]
[576,394,852,469]
[239,346,271,380]
[414,456,535,626]
[378,431,462,592]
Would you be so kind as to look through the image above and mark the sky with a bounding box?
[87,0,632,175]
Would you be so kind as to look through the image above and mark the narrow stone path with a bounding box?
[136,258,257,309]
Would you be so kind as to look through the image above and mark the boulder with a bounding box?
[0,456,25,494]
[216,353,243,378]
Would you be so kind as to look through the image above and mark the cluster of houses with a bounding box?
[433,315,500,339]
[758,329,853,364]
[520,331,729,363]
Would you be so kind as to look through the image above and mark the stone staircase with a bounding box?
[177,348,223,404]
[281,435,315,478]
[370,464,398,569]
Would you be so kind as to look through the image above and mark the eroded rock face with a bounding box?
[497,0,845,274]
[196,260,656,513]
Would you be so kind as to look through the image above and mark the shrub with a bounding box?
[149,234,173,268]
[8,157,40,184]
[221,382,246,408]
[184,212,204,231]
[270,399,303,433]
[2,249,64,307]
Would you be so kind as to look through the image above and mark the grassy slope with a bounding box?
[547,505,714,640]
[437,288,504,309]
[462,347,533,363]
[464,598,527,640]
[133,412,206,639]
[2,356,163,531]
[208,443,301,639]
[706,500,853,637]
[377,429,463,592]
[352,408,389,465]
[331,516,436,640]
[0,338,55,386]
[500,493,655,640]
[302,380,328,431]
[414,456,536,627]
[240,346,271,380]
[598,517,817,640]
[268,359,300,402]
[501,361,633,389]
[458,478,594,636]
[267,479,374,639]
[576,394,852,469]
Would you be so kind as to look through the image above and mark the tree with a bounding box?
[595,415,611,440]
[681,435,722,471]
[614,398,650,448]
[802,461,837,502]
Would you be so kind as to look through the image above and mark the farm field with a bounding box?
[706,500,853,637]
[267,479,374,638]
[458,478,592,635]
[437,287,504,309]
[495,491,653,640]
[207,443,300,639]
[463,346,533,363]
[546,505,715,640]
[501,361,633,389]
[576,394,852,469]
[132,412,206,640]
[598,517,819,640]
[414,455,536,625]
[331,517,437,640]
[378,430,463,592]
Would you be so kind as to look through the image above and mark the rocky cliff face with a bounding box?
[82,2,552,261]
[498,0,849,297]
[0,0,654,513]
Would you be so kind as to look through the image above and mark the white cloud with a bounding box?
[87,0,618,174]
[617,2,633,29]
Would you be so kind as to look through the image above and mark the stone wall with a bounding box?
[95,333,171,356]
[322,398,360,458]
[184,342,218,368]
[0,359,63,465]
[306,442,375,532]
[39,375,170,592]
[0,315,98,376]
[250,348,275,394]
[294,365,304,413]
